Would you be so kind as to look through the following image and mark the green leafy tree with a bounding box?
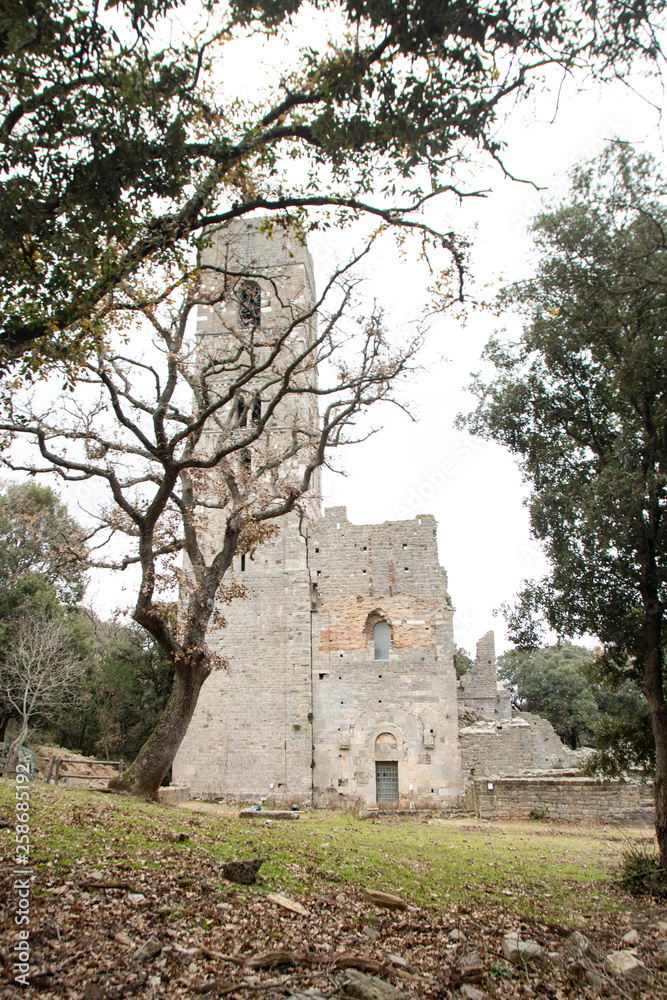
[1,0,663,367]
[588,679,655,776]
[454,646,473,679]
[0,481,87,609]
[52,617,174,764]
[460,144,667,865]
[498,644,598,749]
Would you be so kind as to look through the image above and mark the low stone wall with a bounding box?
[467,775,654,826]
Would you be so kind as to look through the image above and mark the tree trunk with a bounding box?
[108,656,210,799]
[642,597,667,869]
[0,713,11,742]
[3,719,28,776]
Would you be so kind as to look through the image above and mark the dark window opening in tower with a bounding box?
[241,554,246,571]
[374,621,391,661]
[251,399,262,424]
[237,396,247,427]
[239,280,261,328]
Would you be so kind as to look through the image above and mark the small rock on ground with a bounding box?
[502,932,544,966]
[567,960,603,993]
[133,936,162,964]
[604,950,649,983]
[361,889,408,911]
[564,931,592,961]
[457,950,483,980]
[342,969,406,1000]
[460,986,486,1000]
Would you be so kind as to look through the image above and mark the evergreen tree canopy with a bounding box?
[498,644,598,749]
[460,143,667,863]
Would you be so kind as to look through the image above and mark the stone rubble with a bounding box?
[501,932,544,966]
[604,949,650,983]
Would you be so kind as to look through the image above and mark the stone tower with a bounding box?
[173,221,321,800]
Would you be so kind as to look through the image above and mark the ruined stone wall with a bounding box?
[467,775,655,826]
[458,631,511,720]
[310,507,462,807]
[459,711,578,786]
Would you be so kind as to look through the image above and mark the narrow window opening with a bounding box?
[315,547,320,553]
[404,566,409,572]
[319,673,326,680]
[239,280,261,328]
[251,399,262,424]
[236,396,247,427]
[402,542,407,549]
[374,621,391,661]
[241,554,246,572]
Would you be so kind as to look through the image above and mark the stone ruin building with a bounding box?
[173,222,651,824]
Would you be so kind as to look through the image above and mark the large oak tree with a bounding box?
[1,0,664,369]
[0,237,421,796]
[460,144,667,865]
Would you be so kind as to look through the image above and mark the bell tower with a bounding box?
[173,220,320,802]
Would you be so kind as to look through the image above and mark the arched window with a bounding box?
[236,396,261,426]
[374,621,391,661]
[238,280,261,328]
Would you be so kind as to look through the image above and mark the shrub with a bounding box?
[619,840,667,898]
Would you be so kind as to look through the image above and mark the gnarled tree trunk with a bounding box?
[3,719,28,776]
[109,655,210,798]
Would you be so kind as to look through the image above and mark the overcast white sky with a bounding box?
[76,15,666,653]
[310,68,667,656]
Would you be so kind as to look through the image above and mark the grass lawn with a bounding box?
[0,781,658,923]
[2,782,666,999]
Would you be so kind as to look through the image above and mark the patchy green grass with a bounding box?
[0,780,655,925]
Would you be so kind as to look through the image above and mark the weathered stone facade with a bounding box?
[173,222,599,811]
[310,507,461,807]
